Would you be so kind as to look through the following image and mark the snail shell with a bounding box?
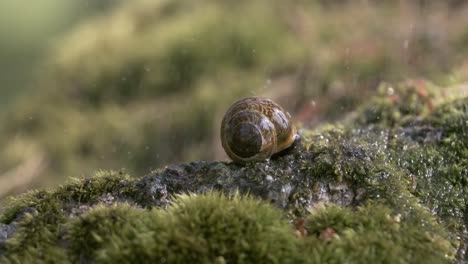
[221,96,297,163]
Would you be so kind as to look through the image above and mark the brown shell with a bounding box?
[220,97,297,163]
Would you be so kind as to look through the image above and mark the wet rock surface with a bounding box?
[0,223,15,246]
[136,141,358,216]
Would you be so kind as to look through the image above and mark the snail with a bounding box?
[221,96,298,163]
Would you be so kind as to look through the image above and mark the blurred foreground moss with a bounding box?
[0,79,466,262]
[3,1,468,197]
[0,190,457,263]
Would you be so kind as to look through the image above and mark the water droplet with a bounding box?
[387,87,394,95]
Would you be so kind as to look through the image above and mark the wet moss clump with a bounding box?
[0,80,467,262]
[0,171,137,263]
[0,192,455,264]
[354,80,436,127]
[70,193,298,263]
[352,80,467,255]
[304,203,453,263]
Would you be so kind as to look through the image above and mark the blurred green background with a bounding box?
[0,0,120,106]
[1,0,468,199]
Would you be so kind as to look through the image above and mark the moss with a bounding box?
[0,170,136,224]
[2,192,300,263]
[303,203,453,263]
[353,80,436,127]
[296,125,452,249]
[0,171,138,262]
[97,193,299,263]
[389,97,467,237]
[1,191,457,263]
[0,196,69,263]
[347,79,467,237]
[66,203,150,263]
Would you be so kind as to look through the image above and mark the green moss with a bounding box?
[96,193,299,263]
[303,203,453,263]
[389,97,467,234]
[345,79,467,236]
[0,170,136,224]
[0,171,138,263]
[286,86,465,261]
[2,192,300,263]
[67,203,150,263]
[1,190,457,263]
[296,125,452,249]
[353,80,436,127]
[1,196,69,264]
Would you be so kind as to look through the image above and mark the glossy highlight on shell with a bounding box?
[221,97,297,163]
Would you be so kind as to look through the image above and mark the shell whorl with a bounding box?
[221,97,297,163]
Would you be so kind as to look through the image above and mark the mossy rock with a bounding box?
[0,80,466,263]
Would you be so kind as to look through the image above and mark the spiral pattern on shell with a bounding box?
[221,97,297,163]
